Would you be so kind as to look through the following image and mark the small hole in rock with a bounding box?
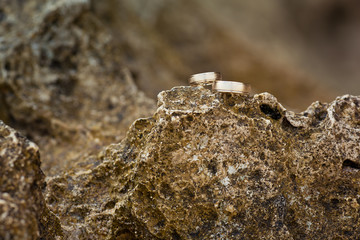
[50,59,63,69]
[228,101,235,107]
[186,116,194,121]
[315,109,327,121]
[171,230,181,240]
[115,229,136,240]
[331,198,340,205]
[260,104,282,120]
[342,159,360,171]
[203,84,212,90]
[282,118,297,131]
[104,200,116,209]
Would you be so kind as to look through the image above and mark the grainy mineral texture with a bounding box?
[0,0,156,176]
[1,1,360,239]
[46,86,360,239]
[0,120,63,240]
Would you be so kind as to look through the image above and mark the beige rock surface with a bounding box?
[0,120,62,240]
[46,86,360,239]
[1,0,360,239]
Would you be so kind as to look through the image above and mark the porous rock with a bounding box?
[0,0,156,176]
[0,120,62,240]
[46,86,360,239]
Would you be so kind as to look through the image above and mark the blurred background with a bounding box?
[1,0,360,112]
[92,0,360,110]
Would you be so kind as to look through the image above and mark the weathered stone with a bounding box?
[0,120,62,240]
[46,86,360,239]
[1,0,360,238]
[0,0,156,176]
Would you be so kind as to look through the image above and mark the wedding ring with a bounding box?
[213,81,251,93]
[189,72,222,86]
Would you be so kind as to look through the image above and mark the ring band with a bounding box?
[189,72,222,86]
[213,81,251,93]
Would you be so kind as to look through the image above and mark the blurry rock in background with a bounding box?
[92,0,360,110]
[0,0,156,176]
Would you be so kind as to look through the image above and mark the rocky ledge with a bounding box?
[43,86,360,239]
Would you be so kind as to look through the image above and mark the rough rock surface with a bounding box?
[0,0,156,176]
[46,86,360,239]
[1,0,360,239]
[0,120,62,239]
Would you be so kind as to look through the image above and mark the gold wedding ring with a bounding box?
[213,81,251,94]
[189,72,222,86]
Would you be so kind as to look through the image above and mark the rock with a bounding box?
[0,120,63,240]
[0,0,156,176]
[46,86,360,239]
[1,0,359,238]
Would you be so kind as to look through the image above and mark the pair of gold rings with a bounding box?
[189,72,251,94]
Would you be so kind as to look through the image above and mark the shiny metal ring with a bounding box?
[213,81,251,93]
[189,72,222,86]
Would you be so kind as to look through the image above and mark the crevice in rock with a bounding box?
[260,104,282,120]
[314,109,327,121]
[342,159,360,171]
[310,107,328,127]
[281,118,298,131]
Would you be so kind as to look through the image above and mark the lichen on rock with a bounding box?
[46,86,360,239]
